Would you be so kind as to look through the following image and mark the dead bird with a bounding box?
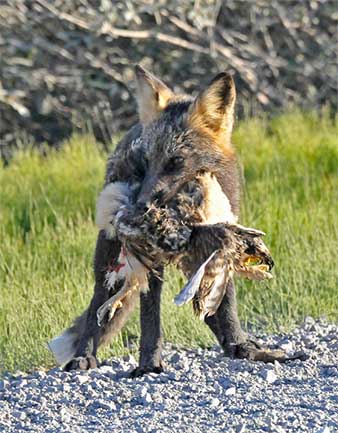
[96,173,274,326]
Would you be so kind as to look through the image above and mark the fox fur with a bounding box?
[49,65,290,371]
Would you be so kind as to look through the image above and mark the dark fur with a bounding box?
[63,67,297,373]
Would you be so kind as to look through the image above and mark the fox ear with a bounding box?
[134,65,174,125]
[187,72,236,143]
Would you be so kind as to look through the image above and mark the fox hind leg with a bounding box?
[204,278,247,356]
[205,278,306,363]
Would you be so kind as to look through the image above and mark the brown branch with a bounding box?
[35,0,91,30]
[100,22,209,55]
[36,0,209,55]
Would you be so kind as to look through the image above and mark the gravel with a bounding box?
[0,318,337,433]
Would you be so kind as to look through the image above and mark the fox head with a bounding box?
[134,65,239,212]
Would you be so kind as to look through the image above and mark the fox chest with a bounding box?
[197,173,238,225]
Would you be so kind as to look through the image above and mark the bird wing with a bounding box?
[174,251,217,306]
[201,269,229,318]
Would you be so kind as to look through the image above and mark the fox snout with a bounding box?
[136,173,182,209]
[136,174,157,209]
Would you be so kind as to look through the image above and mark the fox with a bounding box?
[49,65,298,375]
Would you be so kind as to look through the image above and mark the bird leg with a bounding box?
[96,279,137,327]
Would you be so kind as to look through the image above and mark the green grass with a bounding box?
[0,110,337,373]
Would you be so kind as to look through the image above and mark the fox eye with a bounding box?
[164,156,184,174]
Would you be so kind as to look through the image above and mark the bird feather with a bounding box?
[174,251,217,306]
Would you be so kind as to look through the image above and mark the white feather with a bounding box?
[174,251,217,306]
[47,330,77,366]
[105,250,148,292]
[202,268,229,319]
[96,182,132,238]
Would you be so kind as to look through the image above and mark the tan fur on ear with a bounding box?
[187,72,236,147]
[135,65,174,125]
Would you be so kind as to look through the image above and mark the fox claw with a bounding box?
[232,340,307,363]
[130,363,164,378]
[64,355,98,371]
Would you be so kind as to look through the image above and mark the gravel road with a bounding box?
[0,317,337,433]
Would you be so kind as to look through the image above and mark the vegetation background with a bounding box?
[0,1,337,373]
[1,110,337,373]
[0,0,336,158]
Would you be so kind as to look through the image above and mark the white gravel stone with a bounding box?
[75,375,89,385]
[279,340,294,353]
[12,411,27,421]
[236,424,246,433]
[135,385,149,398]
[0,379,9,390]
[140,392,153,405]
[315,427,331,433]
[260,368,278,383]
[225,386,237,395]
[209,397,220,407]
[98,401,117,411]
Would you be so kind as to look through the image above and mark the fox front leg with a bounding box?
[62,232,139,371]
[130,268,165,378]
[62,232,120,371]
[63,288,104,372]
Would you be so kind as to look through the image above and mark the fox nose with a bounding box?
[135,201,149,213]
[152,190,165,204]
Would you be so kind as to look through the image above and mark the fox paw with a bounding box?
[233,340,307,363]
[130,362,164,378]
[64,355,98,371]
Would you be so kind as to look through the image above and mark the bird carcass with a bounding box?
[96,173,274,325]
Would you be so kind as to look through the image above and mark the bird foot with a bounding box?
[97,298,120,327]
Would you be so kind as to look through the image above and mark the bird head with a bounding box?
[231,224,274,280]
